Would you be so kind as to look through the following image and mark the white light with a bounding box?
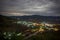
[4,32,6,35]
[17,33,22,36]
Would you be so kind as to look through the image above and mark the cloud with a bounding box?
[21,3,52,12]
[0,12,33,16]
[0,0,60,16]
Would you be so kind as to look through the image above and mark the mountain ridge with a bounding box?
[0,15,60,24]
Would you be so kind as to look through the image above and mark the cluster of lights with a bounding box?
[3,32,22,40]
[14,21,59,32]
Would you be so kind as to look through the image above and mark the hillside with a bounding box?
[0,15,29,32]
[11,15,60,24]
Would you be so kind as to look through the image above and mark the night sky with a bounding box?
[0,0,60,16]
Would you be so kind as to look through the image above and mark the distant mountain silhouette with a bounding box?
[0,15,60,24]
[10,15,60,24]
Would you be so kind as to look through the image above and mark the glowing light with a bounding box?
[17,33,22,36]
[33,23,37,26]
[31,29,37,32]
[3,32,6,35]
[53,28,59,31]
[39,28,44,32]
[33,23,40,26]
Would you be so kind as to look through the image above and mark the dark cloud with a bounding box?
[50,0,60,14]
[0,0,60,16]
